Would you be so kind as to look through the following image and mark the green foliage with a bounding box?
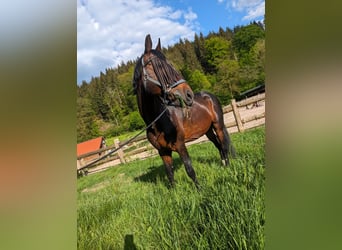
[179,39,203,72]
[77,127,265,249]
[204,36,232,73]
[187,69,211,92]
[128,111,145,130]
[215,59,240,104]
[232,23,265,66]
[77,97,99,142]
[77,24,265,142]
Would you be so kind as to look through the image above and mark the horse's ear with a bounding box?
[145,34,152,54]
[155,38,161,51]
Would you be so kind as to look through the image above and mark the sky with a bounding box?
[77,0,265,85]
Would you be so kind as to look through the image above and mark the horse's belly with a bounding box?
[183,119,211,141]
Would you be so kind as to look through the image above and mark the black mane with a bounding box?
[132,56,142,94]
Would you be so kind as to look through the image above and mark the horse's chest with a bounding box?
[148,129,177,151]
[157,132,177,150]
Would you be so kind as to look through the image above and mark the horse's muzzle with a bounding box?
[184,89,194,106]
[170,89,194,106]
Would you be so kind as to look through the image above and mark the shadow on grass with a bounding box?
[193,155,222,165]
[133,158,183,187]
[191,149,239,167]
[133,152,232,188]
[124,234,137,250]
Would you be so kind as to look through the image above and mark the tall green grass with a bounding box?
[78,126,265,249]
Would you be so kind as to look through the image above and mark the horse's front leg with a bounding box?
[159,149,175,187]
[177,143,199,188]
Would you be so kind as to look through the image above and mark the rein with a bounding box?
[77,107,168,172]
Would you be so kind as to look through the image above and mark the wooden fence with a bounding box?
[77,93,265,175]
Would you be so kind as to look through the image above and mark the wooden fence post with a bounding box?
[114,138,126,164]
[77,159,82,170]
[231,99,245,132]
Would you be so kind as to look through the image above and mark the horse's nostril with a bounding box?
[185,90,194,105]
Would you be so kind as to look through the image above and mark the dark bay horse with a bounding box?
[133,34,235,187]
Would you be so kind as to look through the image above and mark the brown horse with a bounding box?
[133,34,235,187]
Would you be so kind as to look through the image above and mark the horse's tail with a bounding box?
[223,126,236,158]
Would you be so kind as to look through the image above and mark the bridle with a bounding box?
[141,55,186,95]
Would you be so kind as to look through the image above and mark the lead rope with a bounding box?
[175,95,190,119]
[78,107,168,172]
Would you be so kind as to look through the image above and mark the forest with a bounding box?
[77,22,265,143]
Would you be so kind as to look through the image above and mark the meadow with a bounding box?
[77,126,265,249]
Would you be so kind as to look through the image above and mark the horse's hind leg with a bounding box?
[159,149,175,187]
[206,93,235,165]
[206,127,229,166]
[210,122,236,166]
[222,127,236,158]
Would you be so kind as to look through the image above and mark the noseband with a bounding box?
[141,55,186,94]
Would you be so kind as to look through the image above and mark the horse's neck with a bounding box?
[139,92,164,124]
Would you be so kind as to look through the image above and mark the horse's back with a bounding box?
[194,91,223,113]
[180,91,221,141]
[194,91,225,125]
[192,91,216,114]
[194,91,219,104]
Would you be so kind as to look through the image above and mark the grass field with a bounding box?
[77,126,265,249]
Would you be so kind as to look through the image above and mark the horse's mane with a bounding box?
[132,50,183,94]
[132,57,141,94]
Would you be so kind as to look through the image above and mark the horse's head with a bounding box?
[133,34,194,106]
